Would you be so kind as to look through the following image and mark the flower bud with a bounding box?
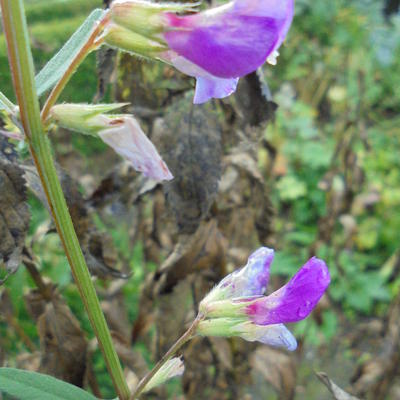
[49,104,173,181]
[110,0,197,38]
[104,23,168,58]
[50,103,126,136]
[143,357,185,392]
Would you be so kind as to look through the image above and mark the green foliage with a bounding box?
[266,0,400,332]
[0,368,98,400]
[0,0,100,102]
[35,9,105,97]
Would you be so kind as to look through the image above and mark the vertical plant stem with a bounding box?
[130,314,204,399]
[0,1,130,399]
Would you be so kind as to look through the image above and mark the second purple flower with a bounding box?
[197,247,330,351]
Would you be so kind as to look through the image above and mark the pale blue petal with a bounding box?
[194,76,239,104]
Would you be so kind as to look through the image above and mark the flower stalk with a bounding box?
[130,314,204,399]
[0,1,130,399]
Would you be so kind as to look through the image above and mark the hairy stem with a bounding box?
[130,314,204,399]
[0,2,130,399]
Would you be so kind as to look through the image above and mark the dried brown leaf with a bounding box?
[251,347,296,400]
[152,220,226,295]
[36,291,87,387]
[0,156,30,280]
[23,164,128,279]
[153,97,222,234]
[234,70,277,126]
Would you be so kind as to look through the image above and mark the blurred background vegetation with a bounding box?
[1,0,400,399]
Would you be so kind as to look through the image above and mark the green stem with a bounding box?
[0,2,130,399]
[130,314,204,399]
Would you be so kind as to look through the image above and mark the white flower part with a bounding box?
[98,116,173,181]
[238,322,297,351]
[266,50,280,65]
[143,357,185,392]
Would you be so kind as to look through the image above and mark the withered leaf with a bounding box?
[317,372,360,400]
[35,290,87,387]
[116,53,191,109]
[153,96,222,234]
[152,220,226,294]
[23,163,128,279]
[234,70,277,126]
[0,155,30,280]
[251,347,297,400]
[0,134,19,163]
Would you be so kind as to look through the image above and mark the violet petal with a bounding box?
[221,247,274,298]
[163,0,294,79]
[246,257,330,325]
[161,51,239,103]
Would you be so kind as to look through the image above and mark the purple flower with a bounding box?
[106,0,294,104]
[161,0,294,103]
[244,257,330,325]
[198,248,330,351]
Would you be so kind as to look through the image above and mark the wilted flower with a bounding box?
[142,357,184,392]
[49,104,173,181]
[105,0,294,103]
[197,247,330,351]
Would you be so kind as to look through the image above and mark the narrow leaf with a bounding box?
[35,9,106,97]
[0,91,15,113]
[0,368,99,400]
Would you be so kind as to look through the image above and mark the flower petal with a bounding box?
[238,322,297,351]
[200,247,274,311]
[99,116,173,181]
[246,257,330,325]
[161,51,239,103]
[193,76,239,104]
[228,247,274,297]
[163,0,294,78]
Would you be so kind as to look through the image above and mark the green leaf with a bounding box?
[0,368,99,400]
[0,91,15,113]
[277,175,307,201]
[35,9,106,97]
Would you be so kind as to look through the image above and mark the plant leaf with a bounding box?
[35,9,106,97]
[0,91,15,113]
[0,156,30,282]
[0,368,99,400]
